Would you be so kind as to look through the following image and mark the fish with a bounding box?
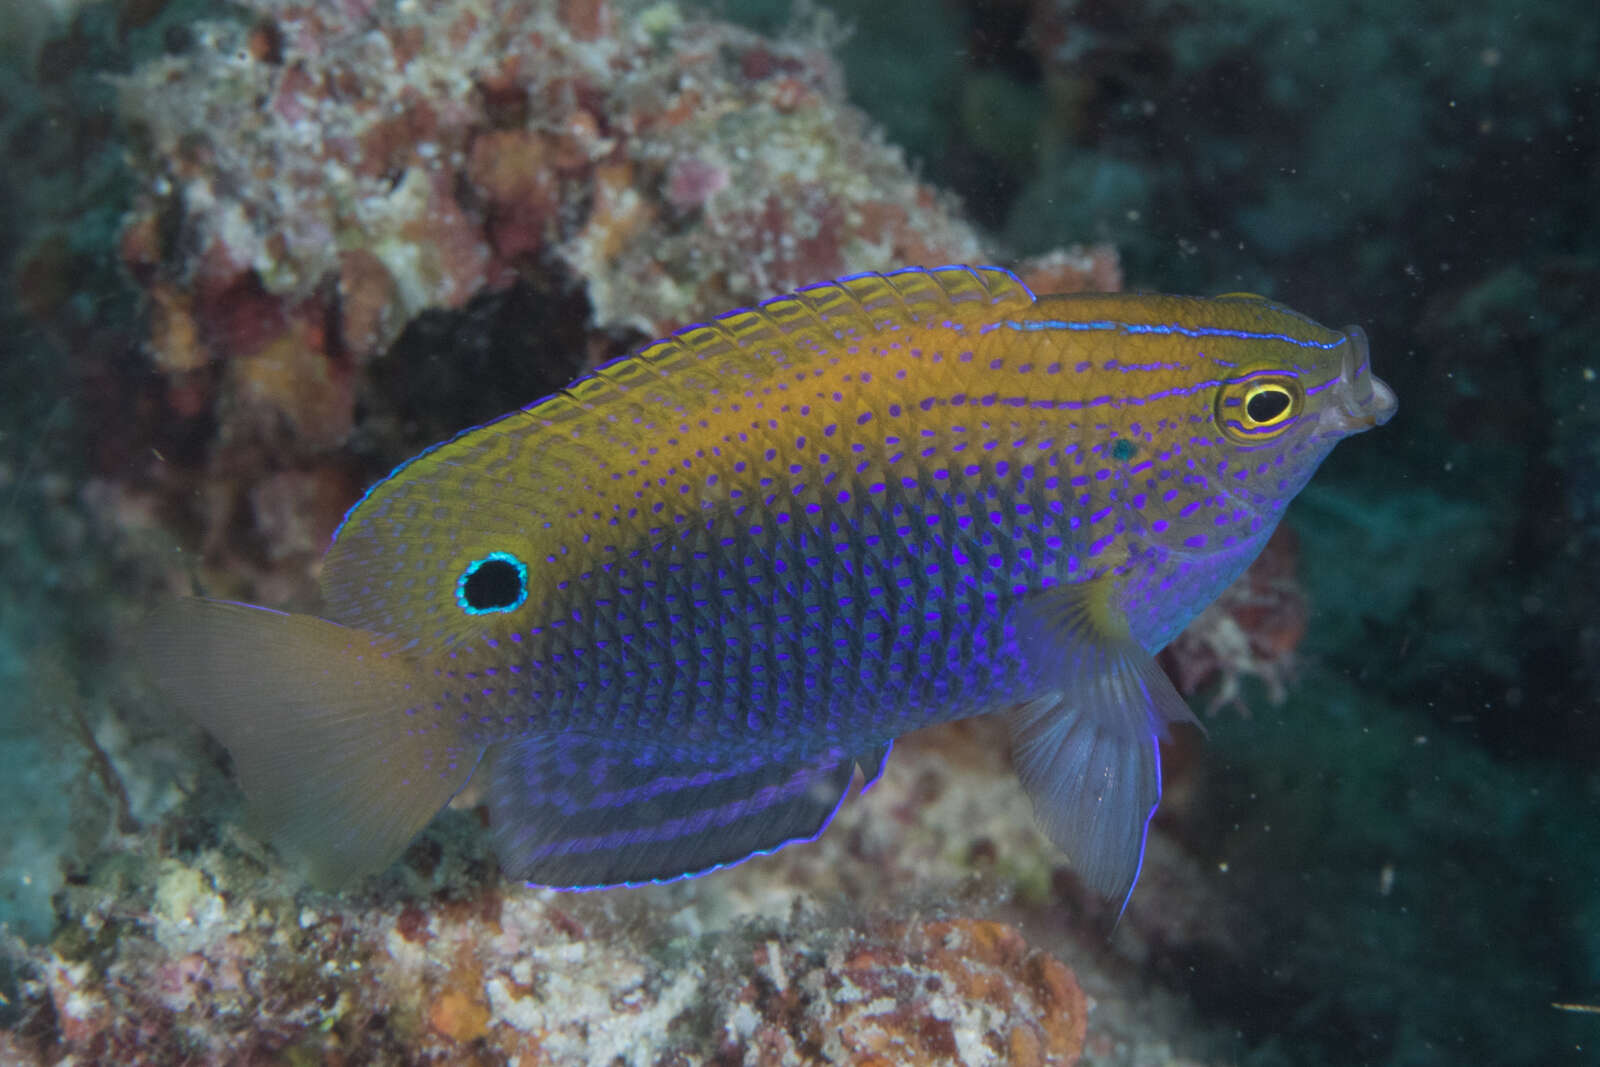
[139,265,1396,904]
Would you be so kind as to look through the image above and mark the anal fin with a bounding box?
[1011,581,1201,909]
[486,737,877,889]
[859,740,894,793]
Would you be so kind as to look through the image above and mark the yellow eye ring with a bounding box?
[1216,375,1303,443]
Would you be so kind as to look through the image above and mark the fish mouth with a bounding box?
[1326,326,1397,433]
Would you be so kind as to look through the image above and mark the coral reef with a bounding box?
[16,0,1595,1064]
[725,918,1087,1066]
[3,720,1240,1065]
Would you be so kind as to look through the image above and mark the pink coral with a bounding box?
[1162,526,1308,714]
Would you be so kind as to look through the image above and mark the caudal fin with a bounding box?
[138,599,478,886]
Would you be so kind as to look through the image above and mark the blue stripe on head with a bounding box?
[1003,318,1347,349]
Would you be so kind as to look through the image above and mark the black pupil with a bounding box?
[1247,389,1291,424]
[463,558,522,610]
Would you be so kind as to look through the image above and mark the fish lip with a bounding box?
[1327,326,1397,432]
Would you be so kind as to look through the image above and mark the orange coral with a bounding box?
[429,988,492,1043]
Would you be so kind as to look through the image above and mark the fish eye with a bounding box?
[456,552,529,615]
[1246,386,1292,424]
[1216,375,1303,443]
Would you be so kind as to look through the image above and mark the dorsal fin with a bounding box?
[528,265,1035,432]
[319,266,1035,648]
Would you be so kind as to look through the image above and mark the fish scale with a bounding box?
[140,265,1395,903]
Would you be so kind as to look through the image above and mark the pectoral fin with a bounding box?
[1010,581,1200,909]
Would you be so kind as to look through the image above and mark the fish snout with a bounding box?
[1327,326,1397,433]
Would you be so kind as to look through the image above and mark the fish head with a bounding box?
[1200,311,1397,517]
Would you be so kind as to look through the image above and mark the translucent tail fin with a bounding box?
[139,599,479,886]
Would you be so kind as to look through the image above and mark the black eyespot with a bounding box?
[1246,388,1291,424]
[456,552,528,614]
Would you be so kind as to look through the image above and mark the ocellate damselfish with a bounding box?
[140,266,1396,906]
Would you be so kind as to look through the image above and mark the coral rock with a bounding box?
[1162,525,1308,713]
[228,323,353,452]
[337,248,402,363]
[731,918,1087,1066]
[430,988,493,1043]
